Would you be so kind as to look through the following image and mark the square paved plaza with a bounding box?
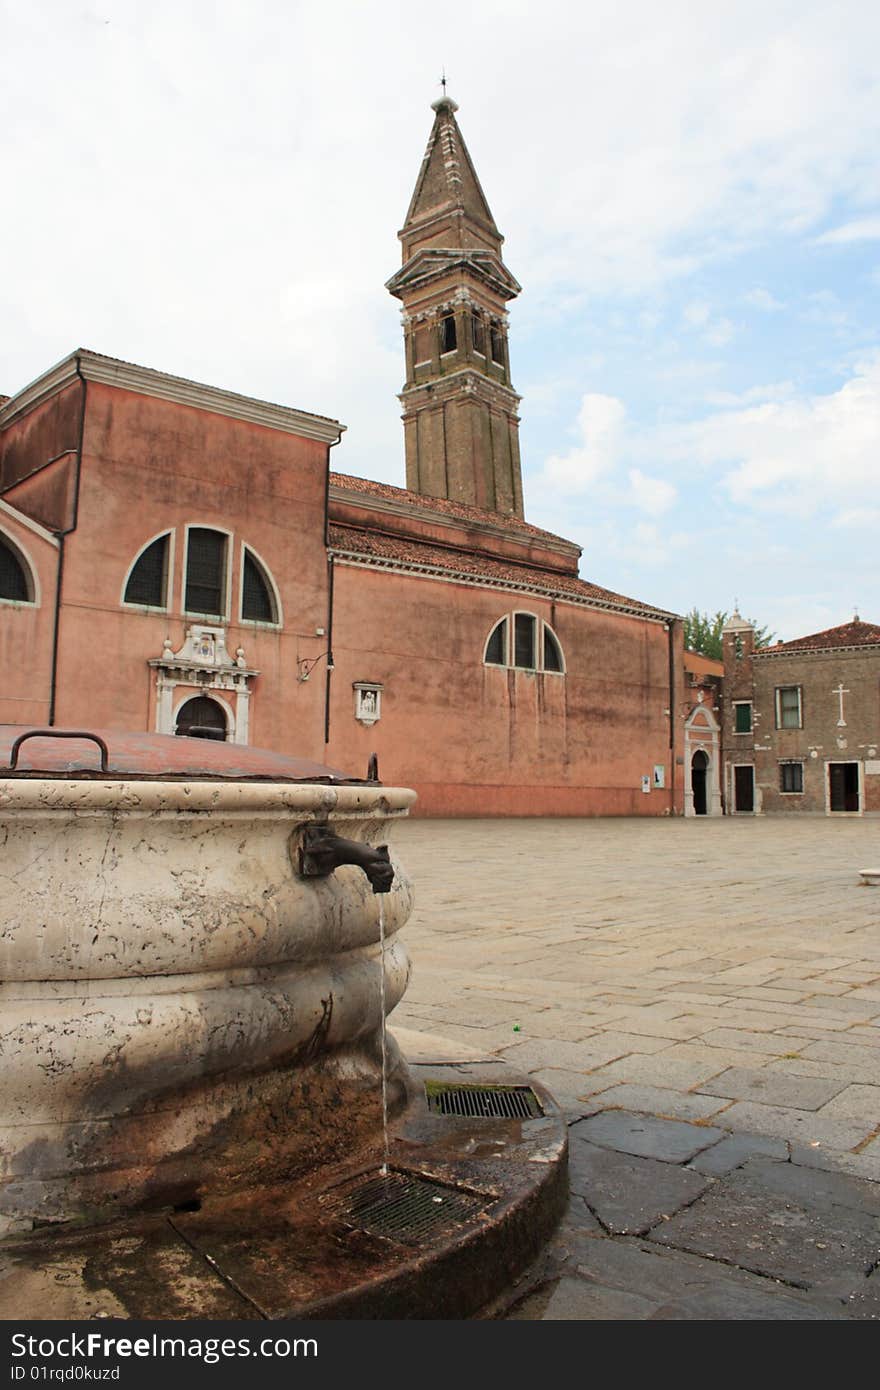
[391,816,880,1176]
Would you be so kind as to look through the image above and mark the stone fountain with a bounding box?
[0,727,567,1320]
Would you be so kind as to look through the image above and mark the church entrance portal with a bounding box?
[691,750,709,815]
[175,696,228,740]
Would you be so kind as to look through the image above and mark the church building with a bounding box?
[0,97,685,816]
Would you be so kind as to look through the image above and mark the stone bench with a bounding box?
[858,868,880,887]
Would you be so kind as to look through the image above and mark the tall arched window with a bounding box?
[241,548,279,624]
[123,533,170,608]
[185,527,228,617]
[0,534,33,603]
[484,611,565,674]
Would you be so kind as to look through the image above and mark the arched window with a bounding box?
[483,611,565,674]
[543,626,564,673]
[123,533,170,608]
[485,617,508,665]
[175,695,228,740]
[0,534,33,603]
[241,548,279,624]
[185,527,228,617]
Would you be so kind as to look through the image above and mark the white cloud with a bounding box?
[683,301,711,328]
[537,393,625,493]
[832,507,880,529]
[814,217,880,245]
[682,300,735,347]
[704,381,795,407]
[628,468,677,515]
[744,288,784,311]
[656,352,880,515]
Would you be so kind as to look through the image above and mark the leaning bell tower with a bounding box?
[386,95,525,518]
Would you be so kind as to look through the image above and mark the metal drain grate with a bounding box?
[425,1082,544,1120]
[335,1170,489,1246]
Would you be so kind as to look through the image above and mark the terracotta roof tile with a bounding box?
[328,471,578,549]
[759,619,880,654]
[328,523,674,619]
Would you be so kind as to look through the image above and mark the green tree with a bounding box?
[683,608,775,660]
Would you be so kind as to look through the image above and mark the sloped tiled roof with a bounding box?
[329,522,675,620]
[329,471,579,550]
[757,619,880,654]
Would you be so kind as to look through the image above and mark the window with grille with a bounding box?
[0,536,31,602]
[471,313,485,355]
[485,617,507,665]
[185,529,226,617]
[734,701,752,734]
[776,686,802,729]
[484,613,565,674]
[124,534,169,608]
[241,549,277,623]
[779,761,804,793]
[490,324,505,364]
[514,613,536,668]
[543,627,563,673]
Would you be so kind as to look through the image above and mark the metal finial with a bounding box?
[440,69,447,97]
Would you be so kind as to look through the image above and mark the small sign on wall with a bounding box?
[653,764,665,789]
[641,775,651,794]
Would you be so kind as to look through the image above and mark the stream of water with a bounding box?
[377,894,391,1175]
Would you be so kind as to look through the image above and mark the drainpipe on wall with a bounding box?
[48,356,87,726]
[323,434,342,746]
[667,618,677,814]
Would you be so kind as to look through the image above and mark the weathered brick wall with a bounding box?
[722,635,880,814]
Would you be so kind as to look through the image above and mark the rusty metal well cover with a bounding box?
[0,726,377,785]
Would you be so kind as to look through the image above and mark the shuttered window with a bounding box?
[124,534,169,607]
[0,537,31,602]
[485,617,508,665]
[241,549,276,623]
[185,529,226,616]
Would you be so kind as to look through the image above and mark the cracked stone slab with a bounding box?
[688,1133,790,1177]
[544,1227,850,1317]
[648,1282,845,1319]
[510,1274,658,1320]
[570,1110,725,1164]
[696,1067,847,1111]
[735,1157,880,1217]
[652,1168,880,1288]
[787,1143,880,1184]
[568,1138,710,1235]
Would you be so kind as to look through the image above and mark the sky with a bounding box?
[3,0,879,641]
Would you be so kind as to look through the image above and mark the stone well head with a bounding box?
[0,727,416,1226]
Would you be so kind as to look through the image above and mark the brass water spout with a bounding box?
[299,824,394,894]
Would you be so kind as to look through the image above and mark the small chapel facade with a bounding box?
[0,97,686,816]
[722,613,880,816]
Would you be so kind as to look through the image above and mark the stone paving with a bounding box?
[389,815,880,1318]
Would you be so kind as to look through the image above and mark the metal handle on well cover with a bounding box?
[8,730,110,774]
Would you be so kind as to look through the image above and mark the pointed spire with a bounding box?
[402,95,499,249]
